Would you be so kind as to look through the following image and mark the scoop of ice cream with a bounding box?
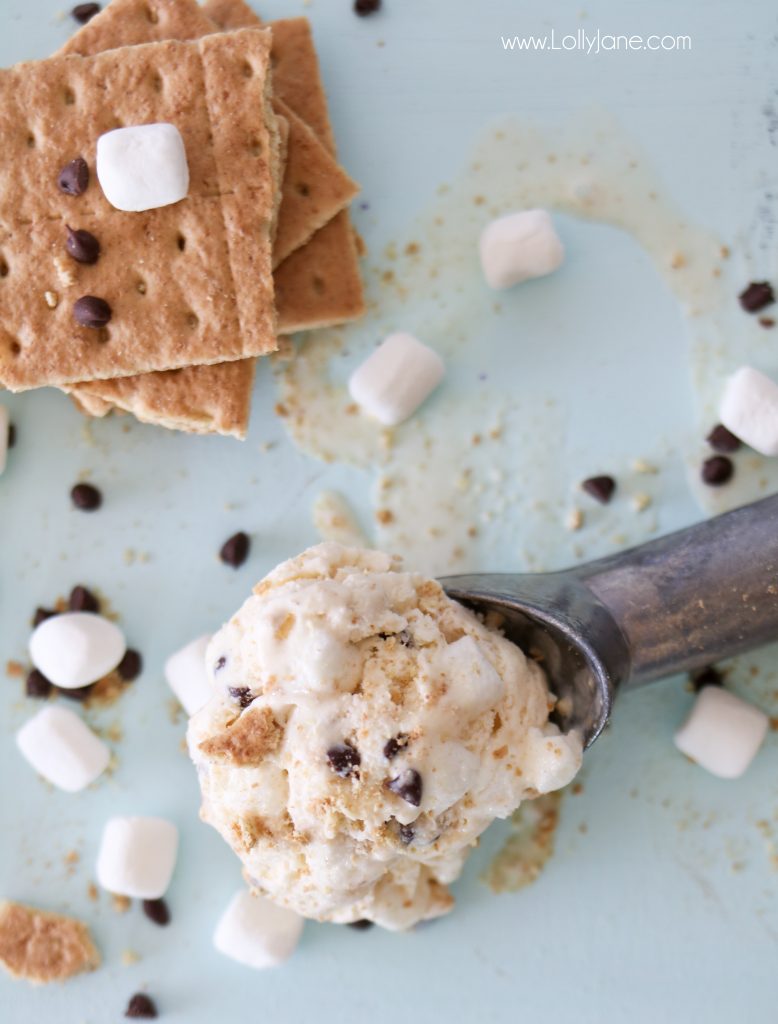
[188,543,582,930]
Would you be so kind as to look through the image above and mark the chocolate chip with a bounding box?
[118,649,142,681]
[69,585,99,613]
[214,656,227,672]
[70,482,102,511]
[581,475,616,504]
[57,683,93,702]
[386,768,423,806]
[142,898,170,927]
[58,157,89,196]
[7,423,15,448]
[32,607,58,627]
[347,919,374,930]
[354,0,381,13]
[66,226,100,265]
[398,824,415,845]
[701,455,734,487]
[219,531,250,568]
[691,665,724,692]
[73,295,111,329]
[379,629,413,647]
[229,686,255,709]
[327,743,361,778]
[383,734,409,760]
[706,424,741,454]
[125,993,158,1019]
[26,669,52,699]
[739,281,775,313]
[71,2,101,22]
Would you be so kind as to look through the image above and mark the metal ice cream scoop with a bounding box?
[441,494,778,746]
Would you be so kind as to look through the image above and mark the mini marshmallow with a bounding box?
[29,612,126,689]
[719,366,778,456]
[16,706,110,792]
[96,123,189,213]
[479,209,564,290]
[348,332,445,427]
[214,890,304,969]
[674,685,768,779]
[0,405,8,476]
[96,816,178,899]
[165,634,213,716]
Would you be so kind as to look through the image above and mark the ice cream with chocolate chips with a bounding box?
[188,543,582,930]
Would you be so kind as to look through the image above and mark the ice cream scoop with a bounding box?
[442,494,778,748]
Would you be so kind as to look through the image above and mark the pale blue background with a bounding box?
[1,1,778,1021]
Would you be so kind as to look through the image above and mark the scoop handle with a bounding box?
[576,494,778,686]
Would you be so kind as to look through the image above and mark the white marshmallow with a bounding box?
[719,366,778,456]
[165,634,213,716]
[96,123,189,213]
[29,612,126,689]
[674,685,768,779]
[213,890,304,969]
[348,332,445,426]
[96,816,178,899]
[16,706,110,792]
[479,209,564,290]
[0,405,8,476]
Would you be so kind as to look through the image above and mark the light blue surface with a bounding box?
[1,1,778,1021]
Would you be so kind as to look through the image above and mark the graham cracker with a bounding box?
[0,901,100,984]
[0,29,279,392]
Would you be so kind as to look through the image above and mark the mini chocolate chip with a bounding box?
[57,684,93,702]
[32,607,58,627]
[219,531,250,568]
[66,226,100,265]
[229,686,255,709]
[398,824,415,845]
[73,295,111,329]
[383,733,409,760]
[691,665,724,692]
[7,423,15,448]
[701,455,734,487]
[327,743,361,778]
[706,424,741,453]
[215,656,227,671]
[142,898,170,927]
[582,475,616,504]
[386,768,423,807]
[354,0,381,13]
[58,157,89,196]
[739,281,775,313]
[118,649,142,681]
[347,919,374,930]
[71,2,101,22]
[70,482,102,511]
[26,669,52,699]
[125,993,158,1019]
[69,585,99,613]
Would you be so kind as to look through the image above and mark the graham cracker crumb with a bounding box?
[0,901,99,984]
[111,894,131,915]
[199,706,282,767]
[44,291,58,309]
[6,660,24,678]
[121,948,140,967]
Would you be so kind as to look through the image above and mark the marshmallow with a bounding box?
[96,123,189,213]
[674,685,768,779]
[348,332,445,426]
[16,706,110,792]
[29,612,126,689]
[0,405,8,476]
[213,890,304,969]
[96,816,178,899]
[719,366,778,456]
[479,209,564,290]
[165,634,213,716]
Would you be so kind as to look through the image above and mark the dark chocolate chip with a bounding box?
[73,295,111,329]
[32,607,58,627]
[219,531,250,568]
[691,665,724,692]
[214,656,227,672]
[57,683,93,702]
[701,455,734,487]
[66,226,101,265]
[26,669,52,699]
[706,424,741,454]
[118,649,142,682]
[58,157,89,196]
[354,0,381,14]
[125,993,158,1019]
[7,423,15,448]
[71,2,101,23]
[581,475,616,504]
[386,768,423,807]
[383,733,409,760]
[739,281,775,313]
[69,585,99,613]
[70,482,102,511]
[347,919,374,930]
[327,743,361,778]
[142,898,170,927]
[398,824,415,845]
[229,686,255,709]
[378,629,413,647]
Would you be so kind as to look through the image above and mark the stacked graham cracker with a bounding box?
[0,0,364,438]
